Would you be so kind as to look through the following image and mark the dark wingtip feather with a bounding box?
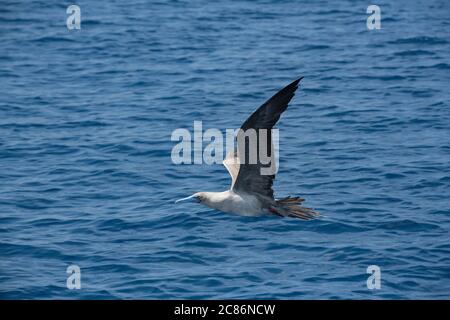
[240,77,304,131]
[293,76,304,85]
[274,76,303,101]
[288,77,304,89]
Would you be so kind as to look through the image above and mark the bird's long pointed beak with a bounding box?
[175,194,198,204]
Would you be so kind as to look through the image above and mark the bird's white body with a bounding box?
[200,190,265,216]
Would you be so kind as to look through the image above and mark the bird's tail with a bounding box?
[272,196,319,220]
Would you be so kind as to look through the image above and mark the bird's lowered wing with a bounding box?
[232,78,303,199]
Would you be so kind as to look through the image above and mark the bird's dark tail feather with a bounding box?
[273,196,319,220]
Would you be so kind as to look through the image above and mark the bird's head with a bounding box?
[175,192,207,204]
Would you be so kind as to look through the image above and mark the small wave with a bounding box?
[394,50,436,57]
[389,36,448,45]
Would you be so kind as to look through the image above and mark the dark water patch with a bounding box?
[394,50,436,57]
[389,36,448,45]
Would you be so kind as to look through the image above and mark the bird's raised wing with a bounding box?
[232,78,302,199]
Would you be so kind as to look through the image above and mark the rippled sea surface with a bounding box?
[1,0,450,299]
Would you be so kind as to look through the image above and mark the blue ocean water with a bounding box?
[1,0,450,299]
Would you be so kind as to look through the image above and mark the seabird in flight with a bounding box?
[176,78,319,220]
